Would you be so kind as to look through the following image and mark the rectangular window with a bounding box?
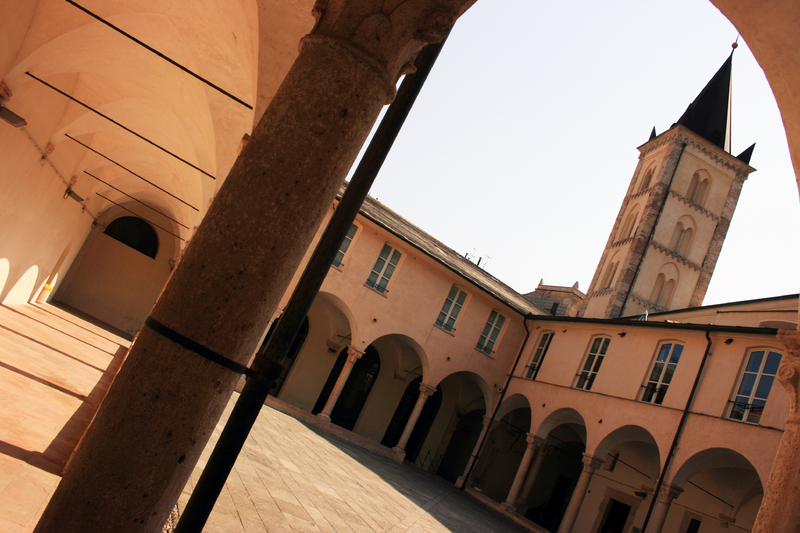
[332,223,358,268]
[575,337,610,391]
[476,310,505,355]
[436,285,467,332]
[729,349,783,424]
[524,332,554,378]
[641,342,683,405]
[366,244,402,294]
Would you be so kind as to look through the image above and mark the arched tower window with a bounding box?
[650,274,665,304]
[650,266,679,308]
[686,172,711,206]
[619,209,639,241]
[639,168,654,192]
[104,216,159,259]
[677,227,694,256]
[659,279,677,307]
[668,222,685,251]
[601,261,619,289]
[668,216,696,257]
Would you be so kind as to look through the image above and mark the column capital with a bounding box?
[581,453,603,474]
[346,345,365,363]
[524,433,539,448]
[657,483,684,504]
[419,382,437,398]
[308,0,477,92]
[778,330,800,417]
[481,415,493,428]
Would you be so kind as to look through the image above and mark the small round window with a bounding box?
[103,216,159,259]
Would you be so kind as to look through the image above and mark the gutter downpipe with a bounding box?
[641,328,713,532]
[461,314,533,490]
[620,142,687,315]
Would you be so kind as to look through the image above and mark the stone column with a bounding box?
[557,454,603,533]
[455,416,494,488]
[646,484,683,533]
[393,382,437,452]
[319,345,364,421]
[32,2,476,531]
[753,330,800,533]
[516,440,550,509]
[503,434,540,511]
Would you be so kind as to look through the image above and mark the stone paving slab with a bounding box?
[0,303,530,533]
[0,304,129,533]
[179,400,532,533]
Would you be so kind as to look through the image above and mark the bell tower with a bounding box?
[579,51,756,319]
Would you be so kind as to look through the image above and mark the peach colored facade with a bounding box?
[262,193,789,533]
[2,1,800,532]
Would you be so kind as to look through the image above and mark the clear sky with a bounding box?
[354,0,800,307]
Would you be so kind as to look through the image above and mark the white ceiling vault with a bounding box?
[2,0,315,241]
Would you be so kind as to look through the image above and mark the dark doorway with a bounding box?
[524,435,585,532]
[406,384,441,463]
[381,377,442,463]
[312,345,380,431]
[599,499,631,533]
[257,317,309,397]
[436,409,485,483]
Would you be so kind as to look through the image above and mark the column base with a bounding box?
[318,413,331,421]
[502,502,518,514]
[389,447,406,463]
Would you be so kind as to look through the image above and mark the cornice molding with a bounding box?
[638,126,755,178]
[629,292,667,313]
[668,190,719,220]
[588,287,614,300]
[626,188,654,201]
[610,237,635,249]
[650,241,702,272]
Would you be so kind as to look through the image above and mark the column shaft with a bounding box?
[753,330,800,532]
[394,383,436,452]
[455,416,493,488]
[32,1,477,528]
[504,434,540,510]
[517,443,549,507]
[320,346,363,421]
[557,454,603,533]
[645,484,682,533]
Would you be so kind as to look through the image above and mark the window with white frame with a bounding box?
[332,223,358,268]
[729,348,783,424]
[365,244,402,294]
[641,342,684,404]
[575,336,610,391]
[435,285,467,332]
[476,310,505,355]
[524,331,554,378]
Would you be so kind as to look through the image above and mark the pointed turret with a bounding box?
[675,52,733,151]
[737,143,756,165]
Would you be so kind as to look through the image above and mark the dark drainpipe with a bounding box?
[641,328,713,532]
[461,314,534,489]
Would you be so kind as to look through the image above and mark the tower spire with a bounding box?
[675,50,734,152]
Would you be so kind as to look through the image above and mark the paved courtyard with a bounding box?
[181,398,532,533]
[0,302,531,533]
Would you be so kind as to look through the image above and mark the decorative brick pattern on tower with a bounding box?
[579,126,755,318]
